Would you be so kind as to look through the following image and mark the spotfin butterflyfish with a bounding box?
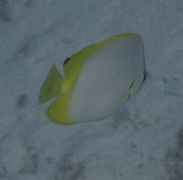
[39,33,147,125]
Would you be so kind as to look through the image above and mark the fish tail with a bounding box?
[39,65,64,104]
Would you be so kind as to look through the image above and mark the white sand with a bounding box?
[0,0,183,179]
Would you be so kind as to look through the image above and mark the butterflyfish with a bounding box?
[39,33,147,125]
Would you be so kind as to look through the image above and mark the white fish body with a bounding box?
[39,33,147,125]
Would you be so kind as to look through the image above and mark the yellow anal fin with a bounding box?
[39,65,64,104]
[45,95,74,125]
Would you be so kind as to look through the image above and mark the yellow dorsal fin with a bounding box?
[39,65,64,104]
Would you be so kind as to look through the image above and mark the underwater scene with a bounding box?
[0,0,183,179]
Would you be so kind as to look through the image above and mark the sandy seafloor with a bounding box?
[0,0,183,180]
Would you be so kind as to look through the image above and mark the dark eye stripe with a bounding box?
[142,71,147,82]
[63,57,71,65]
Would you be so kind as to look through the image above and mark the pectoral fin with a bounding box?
[120,77,137,104]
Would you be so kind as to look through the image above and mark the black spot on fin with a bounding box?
[63,57,71,65]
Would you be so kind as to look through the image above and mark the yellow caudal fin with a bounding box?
[39,65,64,104]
